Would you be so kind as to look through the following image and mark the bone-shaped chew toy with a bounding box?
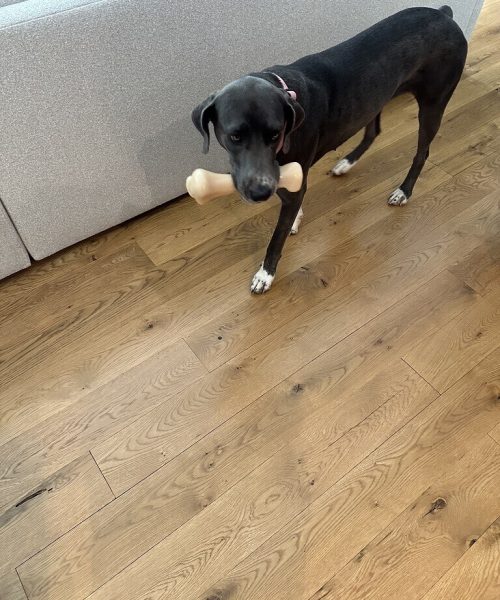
[186,162,303,205]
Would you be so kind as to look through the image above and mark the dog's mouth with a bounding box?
[232,173,278,204]
[239,186,277,205]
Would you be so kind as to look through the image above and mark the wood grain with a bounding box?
[0,250,166,387]
[449,234,500,296]
[0,244,152,336]
[86,347,500,600]
[0,569,27,600]
[0,454,113,580]
[18,360,431,600]
[80,364,438,600]
[92,185,499,495]
[309,436,500,600]
[0,247,172,444]
[197,348,500,600]
[0,340,205,506]
[430,90,499,175]
[489,422,500,445]
[14,267,479,599]
[140,192,275,266]
[421,518,500,600]
[0,231,136,318]
[404,276,500,392]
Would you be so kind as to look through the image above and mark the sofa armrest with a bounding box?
[0,200,30,279]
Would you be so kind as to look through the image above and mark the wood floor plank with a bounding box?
[487,120,500,156]
[0,247,167,388]
[431,116,499,177]
[194,348,500,600]
[16,267,468,600]
[17,360,432,600]
[139,193,274,266]
[421,518,500,600]
[1,251,178,442]
[404,278,500,392]
[464,10,500,93]
[308,435,500,600]
[0,339,205,506]
[0,454,113,582]
[16,268,479,600]
[469,60,500,91]
[72,364,437,600]
[84,347,500,600]
[449,235,500,296]
[0,244,152,334]
[0,231,137,317]
[0,262,183,446]
[489,422,500,445]
[92,188,499,494]
[0,569,27,600]
[434,72,492,114]
[186,157,494,371]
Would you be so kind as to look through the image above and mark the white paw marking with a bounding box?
[330,158,356,176]
[290,207,304,235]
[388,188,408,206]
[251,265,274,294]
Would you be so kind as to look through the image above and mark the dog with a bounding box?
[192,6,467,293]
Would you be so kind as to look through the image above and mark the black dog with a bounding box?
[192,6,467,293]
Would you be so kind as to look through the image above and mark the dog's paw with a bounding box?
[329,158,356,176]
[388,188,408,206]
[251,265,274,294]
[290,207,304,235]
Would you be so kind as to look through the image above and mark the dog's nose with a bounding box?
[247,182,274,202]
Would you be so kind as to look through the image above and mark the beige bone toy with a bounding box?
[186,162,303,205]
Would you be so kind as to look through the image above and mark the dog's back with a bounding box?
[283,6,467,154]
[291,7,467,96]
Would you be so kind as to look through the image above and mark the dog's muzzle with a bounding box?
[245,176,276,202]
[241,176,277,202]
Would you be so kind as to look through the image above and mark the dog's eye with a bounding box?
[230,134,241,142]
[271,132,280,141]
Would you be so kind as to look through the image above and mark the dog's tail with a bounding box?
[439,5,453,19]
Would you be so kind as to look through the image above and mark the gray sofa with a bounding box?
[0,0,484,278]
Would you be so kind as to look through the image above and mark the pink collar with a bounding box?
[275,128,286,154]
[267,72,297,101]
[263,72,297,154]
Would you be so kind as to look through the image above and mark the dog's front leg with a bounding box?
[251,185,306,294]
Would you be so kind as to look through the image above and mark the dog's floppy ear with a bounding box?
[282,95,305,154]
[192,93,217,154]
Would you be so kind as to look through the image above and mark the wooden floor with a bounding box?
[1,3,499,599]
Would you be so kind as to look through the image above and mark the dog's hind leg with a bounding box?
[329,113,381,176]
[388,100,445,206]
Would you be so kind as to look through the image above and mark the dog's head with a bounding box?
[192,76,304,203]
